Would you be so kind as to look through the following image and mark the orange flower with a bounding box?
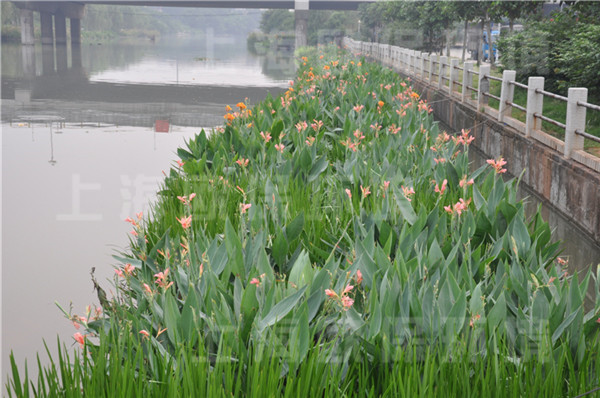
[236,102,246,110]
[224,113,235,121]
[378,100,385,108]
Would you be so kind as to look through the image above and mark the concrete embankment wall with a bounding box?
[403,76,600,245]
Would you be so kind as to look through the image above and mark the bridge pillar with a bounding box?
[71,18,82,45]
[19,8,35,46]
[56,44,68,72]
[42,44,55,74]
[295,0,309,50]
[55,13,67,45]
[40,12,54,45]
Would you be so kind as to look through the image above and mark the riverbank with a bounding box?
[7,45,600,396]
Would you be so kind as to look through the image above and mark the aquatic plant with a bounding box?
[8,45,600,396]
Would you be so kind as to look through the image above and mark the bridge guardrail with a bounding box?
[342,37,600,172]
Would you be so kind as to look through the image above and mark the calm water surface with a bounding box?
[1,35,293,383]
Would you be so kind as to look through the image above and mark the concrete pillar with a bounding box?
[72,44,83,69]
[449,59,459,96]
[41,12,54,45]
[295,10,309,49]
[478,64,491,109]
[19,9,35,46]
[55,13,67,45]
[438,56,448,90]
[498,70,516,123]
[462,61,475,103]
[42,44,55,74]
[525,77,544,137]
[428,54,434,83]
[564,88,587,159]
[21,45,36,77]
[70,18,81,45]
[56,44,68,72]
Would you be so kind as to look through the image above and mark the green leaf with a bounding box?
[285,212,305,242]
[288,302,309,364]
[367,289,383,340]
[552,308,581,345]
[308,156,329,182]
[487,292,506,332]
[272,231,289,268]
[256,286,307,331]
[225,218,244,278]
[393,187,417,225]
[288,250,312,288]
[163,293,181,345]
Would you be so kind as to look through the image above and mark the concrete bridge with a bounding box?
[13,0,371,50]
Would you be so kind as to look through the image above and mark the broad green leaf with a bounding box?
[256,286,307,331]
[285,212,305,242]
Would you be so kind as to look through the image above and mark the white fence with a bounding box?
[342,37,600,171]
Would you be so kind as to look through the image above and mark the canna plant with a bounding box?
[45,45,600,391]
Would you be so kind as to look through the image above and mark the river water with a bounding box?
[2,34,600,386]
[1,35,293,384]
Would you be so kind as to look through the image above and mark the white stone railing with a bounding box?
[342,37,600,172]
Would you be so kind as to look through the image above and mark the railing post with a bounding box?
[498,70,516,123]
[478,64,491,110]
[438,56,447,89]
[428,54,434,83]
[462,61,474,103]
[412,51,418,75]
[564,88,587,159]
[449,59,459,96]
[419,52,425,78]
[525,77,544,137]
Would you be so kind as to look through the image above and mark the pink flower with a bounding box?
[275,143,285,153]
[356,270,363,284]
[353,105,364,112]
[74,332,85,348]
[434,158,446,164]
[353,129,365,141]
[444,205,453,214]
[343,284,354,294]
[434,179,448,195]
[360,185,371,198]
[188,193,196,201]
[459,176,474,188]
[401,185,415,202]
[487,158,507,174]
[325,289,338,298]
[341,296,354,309]
[345,188,352,199]
[295,121,308,133]
[260,131,272,142]
[250,278,260,286]
[240,203,252,214]
[139,330,150,339]
[236,158,249,167]
[305,136,316,146]
[124,263,135,275]
[154,269,172,289]
[311,119,324,131]
[143,283,152,294]
[115,269,124,277]
[177,215,192,229]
